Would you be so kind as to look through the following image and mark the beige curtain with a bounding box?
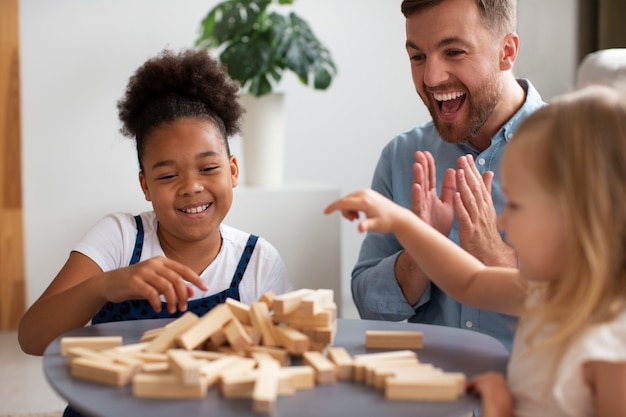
[578,0,626,63]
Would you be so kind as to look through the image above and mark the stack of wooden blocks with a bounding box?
[61,288,466,414]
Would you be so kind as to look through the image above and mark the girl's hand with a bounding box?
[467,372,514,417]
[324,189,409,234]
[100,256,208,314]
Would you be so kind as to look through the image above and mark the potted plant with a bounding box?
[195,0,337,97]
[194,0,338,187]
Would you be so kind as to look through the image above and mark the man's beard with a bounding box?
[425,71,501,145]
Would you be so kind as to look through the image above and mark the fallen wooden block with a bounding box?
[252,355,281,414]
[223,316,254,352]
[199,355,243,387]
[279,365,316,390]
[327,346,354,380]
[385,372,466,401]
[273,305,337,329]
[249,301,278,347]
[70,357,134,386]
[176,303,234,350]
[246,345,291,366]
[132,372,207,399]
[225,297,252,325]
[167,349,205,386]
[274,326,309,355]
[365,330,424,350]
[259,291,276,310]
[66,347,114,364]
[369,361,431,389]
[60,336,123,356]
[272,288,315,315]
[143,311,200,353]
[352,350,418,382]
[299,289,334,315]
[302,351,336,385]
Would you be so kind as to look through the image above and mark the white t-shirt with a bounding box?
[73,211,293,305]
[508,302,626,417]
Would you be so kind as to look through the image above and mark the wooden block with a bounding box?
[249,301,278,347]
[220,371,256,399]
[246,345,291,366]
[365,359,423,388]
[327,346,354,380]
[223,316,253,352]
[298,326,335,345]
[189,350,227,361]
[176,303,234,350]
[391,370,466,395]
[70,357,134,386]
[143,311,200,353]
[220,370,294,399]
[203,328,229,351]
[245,324,263,346]
[60,336,123,356]
[100,349,145,373]
[140,362,170,373]
[365,330,424,350]
[132,372,207,399]
[302,351,337,385]
[66,347,114,364]
[352,350,418,382]
[280,366,316,389]
[167,349,204,385]
[128,351,169,363]
[139,327,165,342]
[273,326,309,355]
[272,288,315,315]
[299,289,334,315]
[259,291,275,309]
[218,357,257,381]
[273,304,337,329]
[385,373,465,401]
[199,355,243,387]
[112,342,149,354]
[225,297,251,325]
[252,356,281,414]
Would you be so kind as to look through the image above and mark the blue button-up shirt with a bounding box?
[352,79,544,351]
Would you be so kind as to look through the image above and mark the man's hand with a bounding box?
[454,155,516,267]
[411,151,456,235]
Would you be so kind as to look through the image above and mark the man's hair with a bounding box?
[400,0,517,35]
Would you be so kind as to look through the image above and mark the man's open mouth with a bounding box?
[433,91,466,115]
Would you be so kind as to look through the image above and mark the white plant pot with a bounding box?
[239,93,286,188]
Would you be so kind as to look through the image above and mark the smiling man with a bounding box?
[351,0,544,350]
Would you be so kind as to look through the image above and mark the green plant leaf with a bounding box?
[195,0,336,96]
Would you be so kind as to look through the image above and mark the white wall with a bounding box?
[19,0,578,314]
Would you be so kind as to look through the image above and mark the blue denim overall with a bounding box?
[63,216,257,416]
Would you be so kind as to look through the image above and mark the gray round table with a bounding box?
[43,318,509,417]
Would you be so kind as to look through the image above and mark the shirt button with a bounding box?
[465,321,473,328]
[477,158,486,166]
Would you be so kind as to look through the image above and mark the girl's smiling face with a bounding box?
[139,117,238,246]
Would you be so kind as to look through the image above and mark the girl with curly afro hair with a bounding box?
[19,49,294,368]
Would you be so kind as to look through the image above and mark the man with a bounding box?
[352,0,544,350]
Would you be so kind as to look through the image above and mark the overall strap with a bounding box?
[130,215,144,265]
[230,234,259,289]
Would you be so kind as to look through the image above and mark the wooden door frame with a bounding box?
[0,0,26,330]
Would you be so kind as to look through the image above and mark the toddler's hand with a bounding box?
[324,189,409,234]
